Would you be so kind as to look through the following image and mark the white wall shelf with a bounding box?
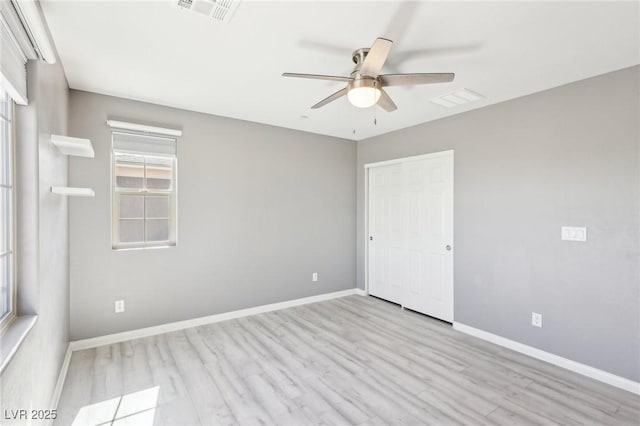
[51,134,95,158]
[51,187,95,197]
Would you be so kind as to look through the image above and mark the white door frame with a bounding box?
[364,150,454,317]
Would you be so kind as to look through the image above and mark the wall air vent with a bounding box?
[176,0,240,23]
[430,88,484,108]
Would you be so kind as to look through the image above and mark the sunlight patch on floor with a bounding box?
[72,386,159,426]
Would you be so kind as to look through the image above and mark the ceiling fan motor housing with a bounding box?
[352,48,370,64]
[351,48,370,76]
[348,77,379,91]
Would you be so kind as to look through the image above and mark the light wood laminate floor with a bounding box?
[56,295,640,425]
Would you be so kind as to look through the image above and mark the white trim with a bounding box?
[355,288,367,296]
[49,344,72,423]
[0,315,37,374]
[107,120,183,137]
[453,322,640,395]
[0,70,27,106]
[363,166,369,295]
[364,150,454,169]
[70,289,360,351]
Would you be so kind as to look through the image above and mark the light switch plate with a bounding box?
[312,273,318,282]
[561,226,587,242]
[115,300,125,313]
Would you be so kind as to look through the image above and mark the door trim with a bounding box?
[364,150,454,319]
[364,150,454,169]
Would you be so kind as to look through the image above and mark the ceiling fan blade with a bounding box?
[311,87,348,109]
[391,45,481,64]
[377,89,397,112]
[282,73,352,82]
[379,73,455,87]
[360,38,393,77]
[298,40,351,56]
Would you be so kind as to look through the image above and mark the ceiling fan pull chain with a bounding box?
[352,103,357,134]
[374,101,378,126]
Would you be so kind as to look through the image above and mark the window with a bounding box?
[0,88,15,328]
[112,132,177,249]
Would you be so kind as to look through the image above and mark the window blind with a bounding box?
[112,132,177,157]
[0,16,27,105]
[0,0,56,105]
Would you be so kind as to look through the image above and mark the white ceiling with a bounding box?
[40,1,640,141]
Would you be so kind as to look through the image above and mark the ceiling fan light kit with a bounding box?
[283,37,455,112]
[346,78,381,108]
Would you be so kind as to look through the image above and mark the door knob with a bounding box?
[445,245,452,251]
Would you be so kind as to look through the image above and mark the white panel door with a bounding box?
[368,163,403,304]
[367,151,454,322]
[402,154,453,321]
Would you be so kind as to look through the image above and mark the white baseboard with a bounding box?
[355,288,367,296]
[49,344,72,422]
[70,288,360,351]
[453,322,640,395]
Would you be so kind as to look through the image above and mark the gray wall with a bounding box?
[0,60,70,418]
[357,66,640,382]
[68,91,356,340]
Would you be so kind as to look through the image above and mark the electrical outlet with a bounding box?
[531,312,542,328]
[115,300,125,313]
[312,272,318,282]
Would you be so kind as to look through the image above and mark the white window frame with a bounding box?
[0,93,15,331]
[111,133,177,250]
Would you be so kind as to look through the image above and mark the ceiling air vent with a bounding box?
[176,0,240,23]
[430,88,484,108]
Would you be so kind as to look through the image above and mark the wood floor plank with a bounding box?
[56,295,640,426]
[484,406,543,426]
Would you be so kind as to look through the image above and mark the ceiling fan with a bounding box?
[283,37,455,111]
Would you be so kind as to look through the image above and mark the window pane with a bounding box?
[146,219,169,242]
[0,90,9,120]
[0,118,10,186]
[115,155,144,190]
[0,89,12,322]
[0,254,10,320]
[0,188,10,254]
[145,196,169,219]
[119,219,144,243]
[119,195,143,219]
[112,139,177,249]
[145,157,172,190]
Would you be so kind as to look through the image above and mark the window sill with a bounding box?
[112,243,176,251]
[0,315,38,374]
